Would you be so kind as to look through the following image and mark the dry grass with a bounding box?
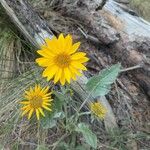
[130,0,150,21]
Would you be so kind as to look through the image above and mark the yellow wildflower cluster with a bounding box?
[20,34,89,120]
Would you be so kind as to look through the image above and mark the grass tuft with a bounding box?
[130,0,150,21]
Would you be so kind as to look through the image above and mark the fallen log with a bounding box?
[59,0,150,97]
[0,0,117,129]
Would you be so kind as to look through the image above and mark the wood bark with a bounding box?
[60,0,150,97]
[0,0,54,48]
[0,0,117,129]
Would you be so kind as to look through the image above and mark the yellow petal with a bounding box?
[64,34,72,51]
[71,52,86,60]
[44,93,52,97]
[45,37,56,47]
[54,69,62,84]
[36,109,40,120]
[44,37,59,54]
[21,107,30,116]
[21,105,30,110]
[44,99,53,102]
[42,105,52,111]
[57,33,65,51]
[60,71,66,85]
[43,97,51,100]
[29,87,34,94]
[69,66,82,76]
[34,84,38,92]
[25,90,30,96]
[77,57,89,63]
[36,58,53,67]
[64,68,71,83]
[43,102,51,106]
[71,74,77,80]
[41,86,49,94]
[37,50,54,58]
[69,69,77,80]
[69,42,80,54]
[38,108,45,117]
[42,65,58,79]
[20,101,29,105]
[28,108,34,119]
[37,84,41,92]
[71,62,87,70]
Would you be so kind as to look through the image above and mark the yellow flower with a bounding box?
[90,102,107,119]
[36,34,89,85]
[20,84,53,120]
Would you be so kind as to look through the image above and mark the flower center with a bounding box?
[54,54,71,68]
[30,95,43,109]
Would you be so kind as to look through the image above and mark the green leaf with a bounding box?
[40,111,65,129]
[40,112,57,129]
[57,142,70,150]
[75,123,97,149]
[40,91,65,129]
[86,64,121,97]
[53,91,65,110]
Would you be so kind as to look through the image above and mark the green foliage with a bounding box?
[75,123,97,149]
[86,64,121,98]
[40,111,65,129]
[40,90,68,129]
[108,128,128,150]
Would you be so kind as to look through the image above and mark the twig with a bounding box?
[78,27,100,43]
[121,64,142,72]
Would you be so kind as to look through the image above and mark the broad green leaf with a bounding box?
[40,111,65,129]
[86,64,121,97]
[40,112,57,129]
[57,142,70,150]
[75,123,97,149]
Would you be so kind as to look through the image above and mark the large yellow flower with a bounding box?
[20,84,53,120]
[36,34,89,85]
[90,101,107,119]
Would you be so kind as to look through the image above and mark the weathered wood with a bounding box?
[0,0,117,129]
[61,0,120,45]
[1,0,54,48]
[60,0,150,97]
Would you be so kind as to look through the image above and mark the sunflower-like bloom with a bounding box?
[20,84,52,120]
[36,34,89,85]
[90,102,107,119]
